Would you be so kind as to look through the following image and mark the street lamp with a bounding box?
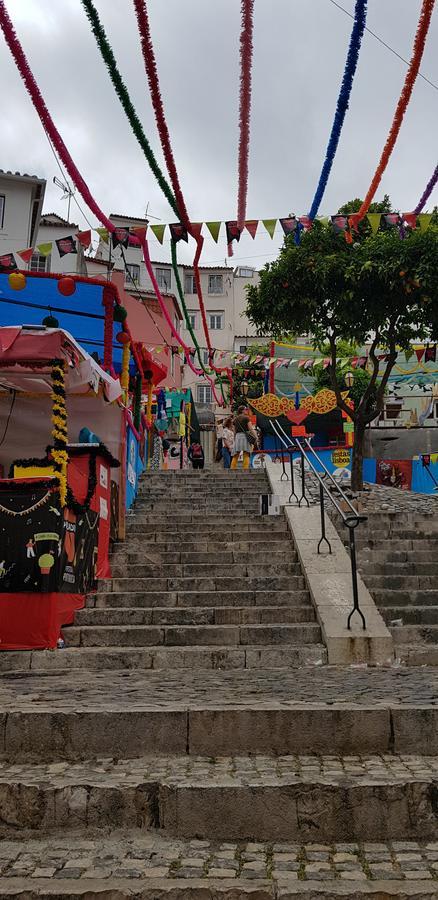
[344,371,354,389]
[241,379,249,397]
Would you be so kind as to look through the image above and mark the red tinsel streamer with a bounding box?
[133,0,189,230]
[0,1,114,234]
[237,0,254,232]
[133,0,229,385]
[356,0,435,223]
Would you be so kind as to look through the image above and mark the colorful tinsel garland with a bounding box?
[308,0,368,221]
[355,0,436,224]
[414,163,438,215]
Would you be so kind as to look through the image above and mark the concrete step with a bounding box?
[0,834,436,898]
[116,533,292,547]
[360,561,438,577]
[381,606,438,626]
[128,521,290,534]
[0,754,437,842]
[127,515,271,528]
[106,575,305,593]
[110,562,301,579]
[94,589,311,609]
[0,667,436,757]
[363,549,438,564]
[390,624,438,645]
[111,549,297,565]
[397,644,438,666]
[365,575,438,591]
[373,589,438,608]
[63,623,322,648]
[76,605,315,627]
[1,643,327,673]
[356,538,438,552]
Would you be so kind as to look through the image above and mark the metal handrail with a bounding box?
[269,419,367,630]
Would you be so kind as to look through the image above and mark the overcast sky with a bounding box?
[1,0,437,267]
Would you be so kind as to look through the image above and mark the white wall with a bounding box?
[0,176,39,255]
[34,222,86,276]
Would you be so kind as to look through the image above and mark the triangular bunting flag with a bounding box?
[262,219,277,238]
[205,221,221,243]
[415,347,425,363]
[403,213,417,230]
[150,224,166,245]
[404,348,414,362]
[190,223,203,239]
[56,235,77,257]
[169,222,189,244]
[280,217,298,236]
[112,227,130,249]
[96,227,109,244]
[17,247,34,264]
[298,216,312,231]
[418,213,433,232]
[76,229,92,249]
[0,253,17,272]
[367,213,381,234]
[131,226,147,241]
[245,220,259,239]
[37,242,53,257]
[225,221,241,257]
[425,344,437,363]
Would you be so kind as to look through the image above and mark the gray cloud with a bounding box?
[1,0,437,267]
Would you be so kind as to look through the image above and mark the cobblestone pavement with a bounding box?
[1,754,438,787]
[0,666,437,710]
[0,832,437,883]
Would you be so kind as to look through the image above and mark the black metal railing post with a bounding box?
[280,448,288,481]
[288,449,299,504]
[298,453,310,507]
[269,418,367,630]
[317,482,332,554]
[346,521,366,630]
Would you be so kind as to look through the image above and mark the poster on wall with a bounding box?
[58,507,98,593]
[0,483,62,593]
[376,459,412,491]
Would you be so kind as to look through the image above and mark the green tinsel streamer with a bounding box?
[80,0,178,218]
[170,240,213,378]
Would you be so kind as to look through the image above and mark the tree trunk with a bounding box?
[351,419,366,492]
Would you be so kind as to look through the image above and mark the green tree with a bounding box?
[230,341,268,412]
[246,221,438,490]
[313,364,377,413]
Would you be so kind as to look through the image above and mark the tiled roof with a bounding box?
[0,168,44,181]
[40,213,78,228]
[110,213,149,223]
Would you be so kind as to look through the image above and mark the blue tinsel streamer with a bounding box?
[308,0,368,221]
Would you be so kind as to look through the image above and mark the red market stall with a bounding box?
[0,325,122,649]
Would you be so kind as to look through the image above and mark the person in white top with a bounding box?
[222,416,235,469]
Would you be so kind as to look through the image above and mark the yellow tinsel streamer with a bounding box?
[120,340,131,405]
[51,360,68,507]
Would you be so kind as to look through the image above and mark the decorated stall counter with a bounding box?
[0,325,122,649]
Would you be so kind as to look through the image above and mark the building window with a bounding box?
[197,384,213,404]
[0,195,4,229]
[202,349,210,365]
[239,345,248,354]
[186,311,197,330]
[156,268,171,291]
[184,273,197,294]
[29,253,50,273]
[125,263,140,285]
[209,312,223,330]
[238,267,253,278]
[208,273,223,294]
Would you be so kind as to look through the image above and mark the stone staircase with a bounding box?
[351,510,438,665]
[1,471,438,896]
[60,469,327,669]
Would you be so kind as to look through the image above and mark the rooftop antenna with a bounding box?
[144,201,161,222]
[53,176,75,223]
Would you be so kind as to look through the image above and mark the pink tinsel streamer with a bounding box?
[237,0,254,232]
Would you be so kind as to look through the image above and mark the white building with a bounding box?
[0,169,45,258]
[33,213,87,275]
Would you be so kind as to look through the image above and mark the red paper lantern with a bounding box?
[116,330,130,345]
[58,276,76,297]
[8,272,26,291]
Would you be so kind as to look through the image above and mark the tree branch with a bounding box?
[328,334,356,420]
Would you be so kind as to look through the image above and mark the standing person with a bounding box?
[215,419,224,462]
[222,416,235,469]
[188,441,205,470]
[231,406,257,471]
